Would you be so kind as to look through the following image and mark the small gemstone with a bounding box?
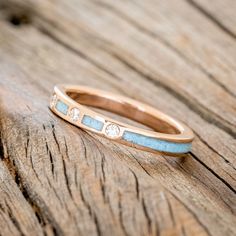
[50,94,57,108]
[105,123,120,138]
[69,108,80,122]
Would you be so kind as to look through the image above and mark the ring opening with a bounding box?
[67,91,180,135]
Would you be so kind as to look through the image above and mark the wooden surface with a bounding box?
[0,0,236,235]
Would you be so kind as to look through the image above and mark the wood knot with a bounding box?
[0,2,33,27]
[8,12,31,27]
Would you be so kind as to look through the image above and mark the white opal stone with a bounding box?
[69,108,80,122]
[105,123,120,138]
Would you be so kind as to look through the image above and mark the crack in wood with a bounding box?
[195,133,236,171]
[190,152,236,194]
[141,198,152,234]
[130,169,140,200]
[169,192,213,236]
[186,0,236,40]
[117,192,129,236]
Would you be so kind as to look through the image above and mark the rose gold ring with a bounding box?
[49,85,194,155]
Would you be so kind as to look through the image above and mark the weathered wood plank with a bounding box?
[0,0,236,235]
[2,0,236,191]
[0,64,212,236]
[6,0,235,134]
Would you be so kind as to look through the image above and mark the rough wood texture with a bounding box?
[0,0,236,235]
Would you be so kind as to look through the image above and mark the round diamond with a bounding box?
[69,108,80,122]
[50,94,57,108]
[105,123,120,138]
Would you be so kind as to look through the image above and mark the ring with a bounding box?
[49,85,194,155]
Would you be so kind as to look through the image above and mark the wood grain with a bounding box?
[0,0,235,235]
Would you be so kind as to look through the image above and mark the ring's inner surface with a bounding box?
[67,91,179,134]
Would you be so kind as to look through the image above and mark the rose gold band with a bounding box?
[49,85,194,155]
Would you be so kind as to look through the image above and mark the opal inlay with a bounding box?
[122,131,191,153]
[82,115,104,131]
[56,100,69,115]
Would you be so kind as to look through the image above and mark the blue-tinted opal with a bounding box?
[82,115,104,131]
[122,131,191,153]
[56,100,69,115]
